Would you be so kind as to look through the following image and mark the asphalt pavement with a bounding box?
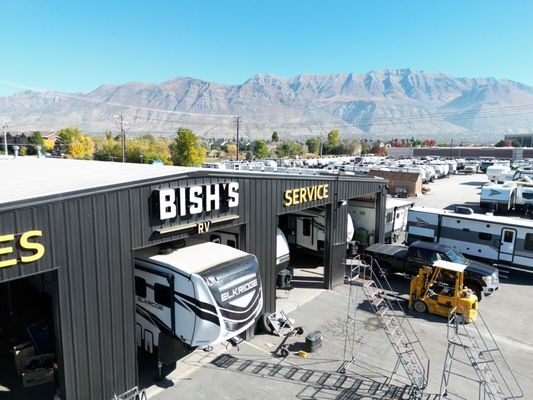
[145,172,532,400]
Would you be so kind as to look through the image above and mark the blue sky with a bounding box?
[1,0,532,96]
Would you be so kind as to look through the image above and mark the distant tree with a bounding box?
[276,140,304,158]
[224,143,237,159]
[245,151,253,161]
[93,132,122,161]
[306,138,321,154]
[27,131,44,155]
[68,135,95,159]
[271,131,279,142]
[339,140,361,155]
[327,130,340,147]
[57,127,83,147]
[170,128,206,166]
[126,135,171,164]
[253,139,270,159]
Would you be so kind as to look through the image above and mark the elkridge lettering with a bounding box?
[221,279,258,302]
[156,182,239,221]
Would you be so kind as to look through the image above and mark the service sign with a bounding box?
[0,230,46,269]
[153,182,239,222]
[283,184,329,207]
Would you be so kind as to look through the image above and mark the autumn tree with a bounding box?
[93,131,122,161]
[126,135,171,164]
[224,143,237,160]
[170,128,206,166]
[69,135,95,159]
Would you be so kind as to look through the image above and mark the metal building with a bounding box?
[0,157,387,400]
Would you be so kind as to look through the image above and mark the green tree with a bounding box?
[170,128,206,166]
[27,131,44,155]
[276,140,304,158]
[305,137,321,154]
[57,127,83,147]
[339,140,361,155]
[253,140,270,159]
[271,131,279,142]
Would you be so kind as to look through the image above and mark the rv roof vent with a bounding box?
[455,206,474,215]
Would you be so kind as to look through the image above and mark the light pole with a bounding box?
[2,123,7,156]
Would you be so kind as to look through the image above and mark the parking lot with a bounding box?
[147,173,533,400]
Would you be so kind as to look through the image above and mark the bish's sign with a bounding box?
[152,182,239,222]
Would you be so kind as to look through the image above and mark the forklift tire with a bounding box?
[413,300,428,314]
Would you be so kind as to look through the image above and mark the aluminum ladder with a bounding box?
[439,307,523,400]
[112,386,147,400]
[340,254,429,399]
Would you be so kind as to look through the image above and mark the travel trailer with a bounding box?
[134,242,263,354]
[479,181,517,212]
[280,207,354,256]
[348,197,414,245]
[406,206,533,269]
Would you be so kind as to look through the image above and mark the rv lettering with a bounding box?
[283,184,329,207]
[197,221,211,233]
[221,279,258,302]
[156,182,239,220]
[137,296,164,310]
[0,230,45,269]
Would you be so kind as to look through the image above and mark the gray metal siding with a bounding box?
[0,170,386,399]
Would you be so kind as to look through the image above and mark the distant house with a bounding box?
[1,130,59,146]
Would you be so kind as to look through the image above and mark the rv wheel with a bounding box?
[260,312,274,334]
[413,300,428,313]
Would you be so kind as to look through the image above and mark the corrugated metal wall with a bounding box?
[0,171,385,399]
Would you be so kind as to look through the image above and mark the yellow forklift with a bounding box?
[408,260,478,323]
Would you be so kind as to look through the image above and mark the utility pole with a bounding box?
[2,123,7,156]
[234,116,242,161]
[113,114,128,162]
[319,131,324,157]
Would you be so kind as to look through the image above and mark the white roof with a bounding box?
[135,242,250,274]
[0,157,198,205]
[433,260,467,273]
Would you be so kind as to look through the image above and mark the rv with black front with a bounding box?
[364,240,499,300]
[406,206,533,270]
[134,241,263,358]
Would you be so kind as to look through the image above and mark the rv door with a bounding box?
[499,228,517,262]
[297,217,314,250]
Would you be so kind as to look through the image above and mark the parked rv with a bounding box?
[134,242,263,355]
[480,181,517,212]
[348,197,414,245]
[280,207,354,256]
[365,240,499,300]
[406,206,533,270]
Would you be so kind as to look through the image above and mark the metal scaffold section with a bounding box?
[112,386,147,400]
[439,307,523,400]
[339,254,430,399]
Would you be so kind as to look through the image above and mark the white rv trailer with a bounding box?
[134,242,263,354]
[486,165,512,183]
[282,207,354,256]
[479,181,517,212]
[348,197,414,244]
[406,206,533,269]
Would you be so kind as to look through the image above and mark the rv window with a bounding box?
[386,212,393,223]
[227,240,236,248]
[210,235,222,244]
[303,218,311,236]
[503,231,514,243]
[154,283,172,308]
[135,276,147,298]
[479,233,492,241]
[524,233,533,251]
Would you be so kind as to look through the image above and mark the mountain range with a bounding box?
[1,69,533,142]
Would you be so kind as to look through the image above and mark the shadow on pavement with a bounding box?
[210,354,422,400]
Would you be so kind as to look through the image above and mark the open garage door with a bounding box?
[0,271,62,400]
